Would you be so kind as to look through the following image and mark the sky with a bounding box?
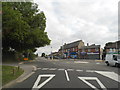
[34,0,119,56]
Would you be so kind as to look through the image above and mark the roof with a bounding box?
[105,41,120,49]
[63,40,83,49]
[80,44,100,49]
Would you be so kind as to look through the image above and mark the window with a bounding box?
[88,49,91,52]
[82,49,85,52]
[95,48,99,52]
[113,55,117,61]
[73,48,75,51]
[109,48,113,52]
[113,48,116,52]
[118,55,120,59]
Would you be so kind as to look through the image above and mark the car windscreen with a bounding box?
[118,55,120,59]
[113,55,117,60]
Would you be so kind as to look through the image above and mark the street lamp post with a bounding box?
[51,46,53,60]
[61,40,64,59]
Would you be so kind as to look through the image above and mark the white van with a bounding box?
[105,54,120,67]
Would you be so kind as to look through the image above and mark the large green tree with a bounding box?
[2,2,51,54]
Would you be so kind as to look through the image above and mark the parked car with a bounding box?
[105,54,120,67]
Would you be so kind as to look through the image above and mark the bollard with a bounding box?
[17,66,20,71]
[13,68,15,75]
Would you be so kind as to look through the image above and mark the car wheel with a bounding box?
[106,62,109,66]
[115,63,118,67]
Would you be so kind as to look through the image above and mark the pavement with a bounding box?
[1,61,37,89]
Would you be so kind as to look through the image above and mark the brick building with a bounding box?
[58,40,101,60]
[58,40,84,59]
[79,44,101,60]
[104,41,120,54]
[102,40,120,59]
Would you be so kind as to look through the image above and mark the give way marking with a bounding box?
[32,74,55,89]
[78,77,107,90]
[95,71,120,83]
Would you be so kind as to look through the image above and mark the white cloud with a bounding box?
[34,0,119,56]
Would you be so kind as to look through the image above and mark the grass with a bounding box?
[2,65,24,86]
[0,66,2,87]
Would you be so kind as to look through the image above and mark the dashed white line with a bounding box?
[49,68,57,70]
[76,70,83,72]
[58,69,65,71]
[86,70,95,72]
[37,68,41,70]
[67,69,74,71]
[42,68,49,70]
[65,70,70,81]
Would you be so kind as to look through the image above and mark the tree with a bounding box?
[2,2,51,60]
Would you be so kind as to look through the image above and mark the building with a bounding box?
[103,40,120,59]
[104,41,120,54]
[58,40,84,59]
[79,44,101,60]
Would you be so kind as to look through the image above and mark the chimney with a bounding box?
[87,43,89,46]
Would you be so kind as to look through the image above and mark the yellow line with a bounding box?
[95,60,104,62]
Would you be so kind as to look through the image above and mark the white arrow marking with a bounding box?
[78,77,106,90]
[32,74,55,89]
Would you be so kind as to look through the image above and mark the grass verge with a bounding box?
[2,65,24,86]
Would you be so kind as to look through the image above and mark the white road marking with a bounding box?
[19,62,24,64]
[42,68,49,70]
[32,74,55,89]
[96,63,100,64]
[58,69,65,71]
[49,68,57,70]
[37,68,41,70]
[78,77,106,90]
[65,70,70,81]
[95,71,120,83]
[33,66,37,71]
[76,70,83,72]
[67,69,74,71]
[74,61,89,63]
[86,70,95,73]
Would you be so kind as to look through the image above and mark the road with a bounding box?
[4,57,120,90]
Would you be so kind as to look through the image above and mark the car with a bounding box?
[105,54,120,67]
